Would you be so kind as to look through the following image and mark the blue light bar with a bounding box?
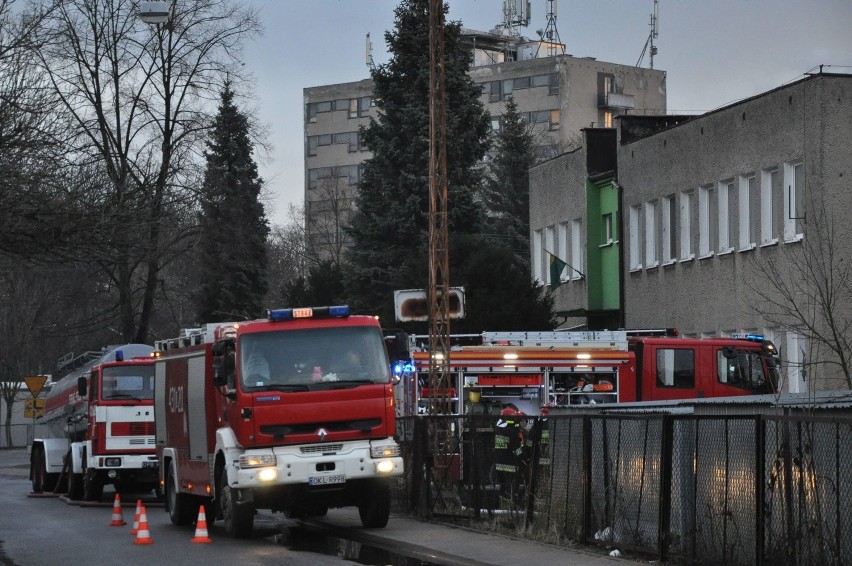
[114,349,124,362]
[267,305,350,322]
[731,333,765,342]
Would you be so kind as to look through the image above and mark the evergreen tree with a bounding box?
[194,84,269,322]
[344,0,490,322]
[482,96,535,268]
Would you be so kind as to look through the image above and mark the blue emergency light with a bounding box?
[731,333,765,342]
[114,350,124,362]
[267,305,350,322]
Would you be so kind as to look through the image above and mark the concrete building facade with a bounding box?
[303,29,666,260]
[531,72,852,393]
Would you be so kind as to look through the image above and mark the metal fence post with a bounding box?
[658,414,673,562]
[581,415,592,545]
[755,415,765,566]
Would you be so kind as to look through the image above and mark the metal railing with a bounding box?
[392,413,852,565]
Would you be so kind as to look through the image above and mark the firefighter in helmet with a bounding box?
[493,404,525,500]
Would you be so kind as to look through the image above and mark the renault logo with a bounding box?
[317,427,328,441]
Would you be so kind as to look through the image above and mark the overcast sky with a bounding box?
[241,0,852,226]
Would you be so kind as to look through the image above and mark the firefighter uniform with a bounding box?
[493,407,524,497]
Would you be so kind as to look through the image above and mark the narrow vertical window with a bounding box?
[545,225,555,286]
[718,180,735,253]
[784,161,805,241]
[662,194,677,263]
[644,200,657,267]
[760,168,778,245]
[629,205,641,270]
[532,229,543,285]
[679,190,693,260]
[699,185,712,257]
[738,174,756,250]
[558,222,569,281]
[571,219,583,279]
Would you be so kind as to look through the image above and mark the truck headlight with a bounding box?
[370,444,400,459]
[375,460,396,474]
[239,454,276,468]
[257,467,278,482]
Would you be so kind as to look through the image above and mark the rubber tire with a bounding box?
[358,481,391,528]
[166,464,194,526]
[83,468,104,502]
[219,467,254,538]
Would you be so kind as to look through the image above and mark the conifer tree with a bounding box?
[482,96,536,268]
[195,84,269,322]
[344,0,490,322]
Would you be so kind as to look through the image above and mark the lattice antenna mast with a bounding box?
[428,0,451,432]
[636,0,660,68]
[366,33,375,70]
[536,0,565,58]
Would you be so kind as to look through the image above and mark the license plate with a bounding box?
[308,474,345,486]
[142,461,158,468]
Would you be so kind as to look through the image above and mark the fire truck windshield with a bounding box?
[240,326,391,390]
[101,365,155,400]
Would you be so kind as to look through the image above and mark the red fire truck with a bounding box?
[404,330,780,415]
[30,344,158,501]
[153,305,404,538]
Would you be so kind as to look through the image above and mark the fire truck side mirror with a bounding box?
[77,376,88,398]
[212,339,236,387]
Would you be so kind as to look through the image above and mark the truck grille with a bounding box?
[111,422,155,436]
[301,444,343,454]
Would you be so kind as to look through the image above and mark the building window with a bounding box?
[490,116,502,132]
[602,213,613,245]
[629,205,641,270]
[545,225,555,285]
[738,174,757,250]
[784,161,805,241]
[571,219,583,279]
[717,180,735,253]
[549,72,559,95]
[656,349,695,388]
[662,194,676,263]
[603,111,613,128]
[558,222,569,282]
[487,81,502,102]
[502,79,514,98]
[533,229,543,284]
[699,185,713,257]
[644,200,657,268]
[549,110,560,130]
[679,190,693,260]
[513,76,530,90]
[785,330,806,393]
[760,168,778,245]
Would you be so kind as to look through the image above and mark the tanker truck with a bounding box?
[29,344,159,501]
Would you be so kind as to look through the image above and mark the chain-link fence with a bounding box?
[392,413,852,564]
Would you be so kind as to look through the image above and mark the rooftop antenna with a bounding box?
[636,0,660,68]
[500,0,530,37]
[535,0,565,58]
[365,33,375,70]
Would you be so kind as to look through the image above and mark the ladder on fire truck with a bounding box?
[481,330,628,351]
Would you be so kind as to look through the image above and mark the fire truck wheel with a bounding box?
[166,464,194,526]
[219,467,254,538]
[83,469,103,502]
[358,481,391,528]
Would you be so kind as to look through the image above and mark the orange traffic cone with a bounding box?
[109,493,126,526]
[133,506,154,545]
[190,506,213,544]
[130,499,143,535]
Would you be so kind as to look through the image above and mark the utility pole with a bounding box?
[428,0,451,446]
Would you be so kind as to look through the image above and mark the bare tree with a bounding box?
[28,0,261,343]
[306,176,357,269]
[264,204,309,308]
[748,196,852,390]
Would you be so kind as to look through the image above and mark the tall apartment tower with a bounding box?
[303,23,667,260]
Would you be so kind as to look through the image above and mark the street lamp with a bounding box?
[138,1,171,24]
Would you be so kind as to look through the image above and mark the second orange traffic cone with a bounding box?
[109,493,126,526]
[133,506,154,545]
[130,499,143,535]
[190,506,212,543]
